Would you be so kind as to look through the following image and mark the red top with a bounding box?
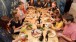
[22,6,26,14]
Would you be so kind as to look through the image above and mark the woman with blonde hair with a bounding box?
[8,9,24,34]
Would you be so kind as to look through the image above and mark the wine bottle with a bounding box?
[37,15,41,24]
[39,32,44,42]
[46,31,48,42]
[43,24,45,28]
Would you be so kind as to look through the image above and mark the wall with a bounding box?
[0,0,19,18]
[69,0,76,22]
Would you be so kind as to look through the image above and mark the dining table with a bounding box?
[16,7,59,42]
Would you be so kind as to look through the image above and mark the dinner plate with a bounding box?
[31,29,42,38]
[48,30,56,38]
[20,33,28,39]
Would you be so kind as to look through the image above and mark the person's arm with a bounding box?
[44,3,47,7]
[12,37,21,42]
[7,18,13,32]
[57,33,75,42]
[51,21,63,30]
[18,24,25,29]
[61,34,72,42]
[7,18,13,27]
[12,26,21,33]
[12,21,25,30]
[57,8,60,14]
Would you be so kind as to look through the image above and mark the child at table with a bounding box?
[51,15,63,31]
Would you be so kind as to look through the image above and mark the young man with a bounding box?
[58,14,76,42]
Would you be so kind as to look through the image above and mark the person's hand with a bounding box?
[22,23,25,27]
[14,28,20,31]
[7,23,11,27]
[55,28,61,31]
[57,33,63,37]
[12,37,21,42]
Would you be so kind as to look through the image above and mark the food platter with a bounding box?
[31,29,42,38]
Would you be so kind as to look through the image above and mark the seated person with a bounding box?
[34,0,43,7]
[42,0,51,8]
[51,9,60,18]
[9,9,24,34]
[49,1,60,13]
[16,2,26,20]
[57,14,76,42]
[51,15,63,31]
[28,0,34,6]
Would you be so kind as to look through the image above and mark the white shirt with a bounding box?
[20,0,28,9]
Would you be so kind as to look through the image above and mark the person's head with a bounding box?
[55,15,63,22]
[51,1,57,8]
[54,10,59,15]
[37,0,41,4]
[18,2,24,10]
[63,14,74,25]
[12,9,18,17]
[12,9,19,21]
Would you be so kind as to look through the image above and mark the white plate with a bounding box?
[48,30,56,38]
[31,29,42,38]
